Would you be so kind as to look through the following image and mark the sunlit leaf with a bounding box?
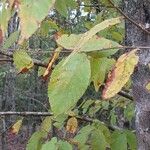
[18,0,55,43]
[66,117,78,134]
[48,53,90,115]
[13,50,34,73]
[102,49,139,99]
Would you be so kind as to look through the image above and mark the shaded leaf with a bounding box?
[48,53,90,115]
[111,131,127,150]
[13,50,34,73]
[26,131,46,150]
[90,57,115,91]
[58,141,73,150]
[3,31,19,49]
[91,129,107,150]
[41,116,52,133]
[125,130,137,150]
[102,49,139,99]
[55,0,68,17]
[42,137,57,150]
[74,125,95,147]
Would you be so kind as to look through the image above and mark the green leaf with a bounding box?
[74,125,94,146]
[57,17,122,51]
[13,50,34,73]
[55,0,68,17]
[48,53,91,115]
[91,129,107,150]
[57,141,73,150]
[87,49,119,58]
[57,34,121,52]
[92,120,111,145]
[75,17,122,51]
[26,131,46,150]
[124,103,135,122]
[90,57,115,91]
[18,0,55,43]
[111,131,127,150]
[40,116,52,133]
[42,137,58,150]
[3,31,19,49]
[125,130,137,150]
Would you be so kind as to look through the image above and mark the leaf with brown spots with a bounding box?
[102,49,139,99]
[66,117,78,134]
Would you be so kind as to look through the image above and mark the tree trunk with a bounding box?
[123,0,150,149]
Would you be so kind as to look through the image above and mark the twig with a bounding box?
[118,90,133,101]
[0,51,48,68]
[107,0,150,35]
[0,111,53,116]
[0,111,123,131]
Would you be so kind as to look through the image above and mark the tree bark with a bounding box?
[123,0,150,149]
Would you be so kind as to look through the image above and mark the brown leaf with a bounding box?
[66,117,78,134]
[43,47,62,80]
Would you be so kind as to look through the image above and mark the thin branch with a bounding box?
[0,111,53,116]
[0,111,123,131]
[118,90,133,101]
[107,0,150,35]
[0,51,48,68]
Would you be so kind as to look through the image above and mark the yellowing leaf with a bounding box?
[13,50,34,73]
[18,0,55,43]
[57,34,121,52]
[102,49,139,99]
[66,117,78,134]
[11,119,23,134]
[56,17,122,52]
[146,82,150,91]
[74,17,122,51]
